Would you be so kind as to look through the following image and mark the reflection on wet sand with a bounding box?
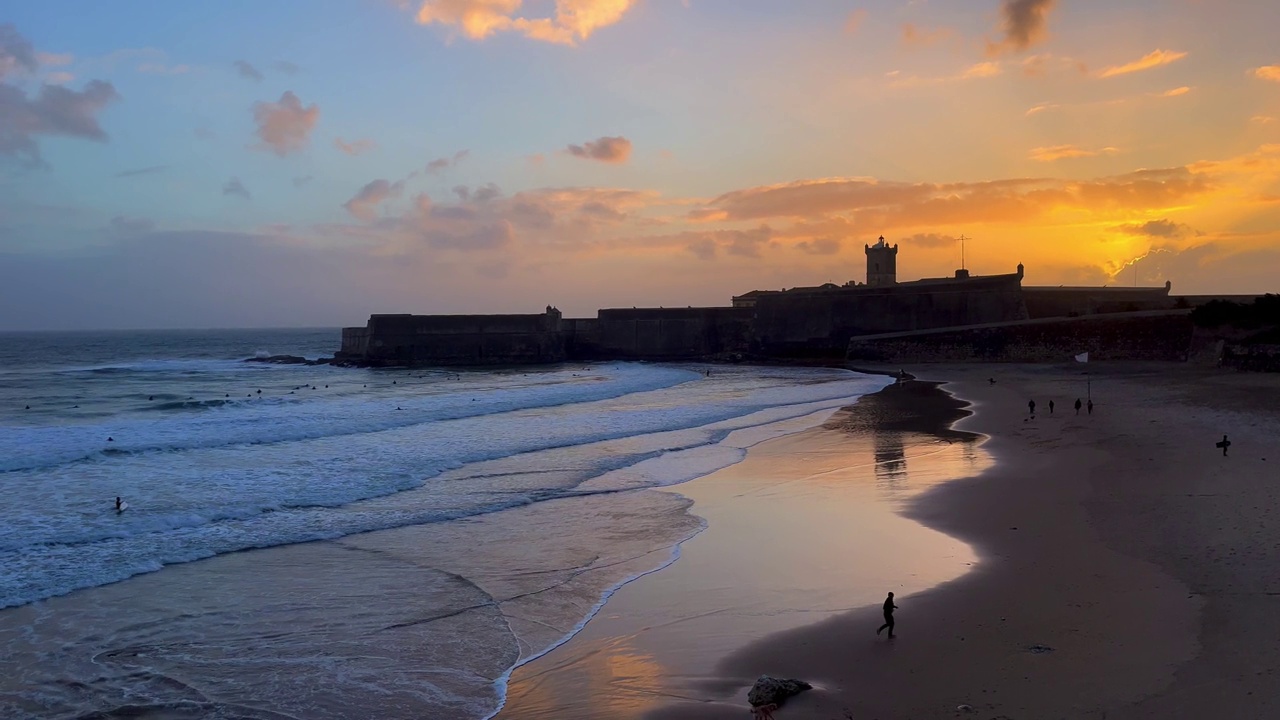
[874,431,906,482]
[503,638,671,719]
[500,380,991,719]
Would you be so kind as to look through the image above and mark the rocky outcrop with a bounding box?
[747,675,812,710]
[244,355,334,365]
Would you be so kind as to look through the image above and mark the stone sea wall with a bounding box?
[753,274,1028,358]
[846,311,1195,364]
[588,307,753,359]
[336,312,565,366]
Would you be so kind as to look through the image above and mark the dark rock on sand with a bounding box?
[747,675,812,709]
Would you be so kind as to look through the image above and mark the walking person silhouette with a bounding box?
[876,592,898,639]
[1217,434,1231,457]
[1074,398,1082,415]
[1048,400,1055,414]
[1028,399,1036,416]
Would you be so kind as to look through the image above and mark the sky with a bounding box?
[1,0,1279,330]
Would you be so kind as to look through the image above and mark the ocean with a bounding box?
[0,329,890,719]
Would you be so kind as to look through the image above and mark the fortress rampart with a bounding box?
[334,243,1256,367]
[846,311,1195,364]
[336,310,565,366]
[751,272,1028,358]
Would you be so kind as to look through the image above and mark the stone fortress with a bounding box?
[336,237,1252,367]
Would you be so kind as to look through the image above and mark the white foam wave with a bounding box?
[0,365,891,609]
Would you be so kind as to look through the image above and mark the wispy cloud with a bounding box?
[1028,145,1120,162]
[0,23,37,78]
[343,179,405,221]
[1025,86,1190,116]
[900,23,953,48]
[844,9,867,35]
[107,215,155,236]
[1253,65,1280,82]
[1115,218,1194,239]
[115,165,169,178]
[1098,49,1188,78]
[251,91,319,157]
[234,60,263,82]
[35,51,72,67]
[275,60,299,75]
[137,62,190,75]
[889,62,1002,87]
[565,135,632,164]
[334,137,375,156]
[986,0,1056,56]
[222,177,251,200]
[426,149,470,174]
[902,233,961,249]
[413,0,638,46]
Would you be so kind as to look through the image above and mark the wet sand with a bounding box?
[499,379,992,718]
[504,364,1280,719]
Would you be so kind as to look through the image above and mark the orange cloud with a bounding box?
[1028,145,1121,162]
[413,0,636,46]
[901,23,953,48]
[565,135,632,164]
[334,137,375,156]
[1159,86,1192,97]
[889,62,1001,87]
[1253,65,1280,82]
[689,166,1214,229]
[1097,49,1188,78]
[252,91,319,157]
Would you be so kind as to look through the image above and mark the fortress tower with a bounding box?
[864,236,898,287]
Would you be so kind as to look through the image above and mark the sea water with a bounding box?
[0,329,889,719]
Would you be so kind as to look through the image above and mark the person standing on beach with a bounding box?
[1048,400,1055,414]
[876,592,898,638]
[1028,399,1036,416]
[1087,399,1094,415]
[1075,398,1082,415]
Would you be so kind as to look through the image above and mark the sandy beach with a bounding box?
[502,363,1280,719]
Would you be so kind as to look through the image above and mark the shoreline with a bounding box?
[651,363,1280,719]
[502,362,1280,719]
[498,375,988,718]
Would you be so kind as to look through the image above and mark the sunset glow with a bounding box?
[2,0,1278,329]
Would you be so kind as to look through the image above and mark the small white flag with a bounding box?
[1074,352,1089,363]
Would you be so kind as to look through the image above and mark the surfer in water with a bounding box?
[115,497,123,512]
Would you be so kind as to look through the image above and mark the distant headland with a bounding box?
[327,237,1270,368]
